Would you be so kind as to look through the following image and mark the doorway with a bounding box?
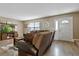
[54,17,73,41]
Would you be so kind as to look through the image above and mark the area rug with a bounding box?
[0,39,18,56]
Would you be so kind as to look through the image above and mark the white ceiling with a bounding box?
[0,3,79,21]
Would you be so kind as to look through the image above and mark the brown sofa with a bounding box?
[23,30,49,43]
[15,31,55,56]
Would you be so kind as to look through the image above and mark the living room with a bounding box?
[0,3,79,56]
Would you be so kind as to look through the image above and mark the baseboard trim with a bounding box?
[54,39,75,42]
[73,39,79,41]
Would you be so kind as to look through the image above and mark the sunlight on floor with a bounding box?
[54,46,59,56]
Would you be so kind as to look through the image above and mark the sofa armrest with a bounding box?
[15,38,24,41]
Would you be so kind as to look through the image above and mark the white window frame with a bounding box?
[27,22,40,32]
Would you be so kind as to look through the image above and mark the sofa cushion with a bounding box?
[23,33,34,42]
[32,33,41,46]
[15,40,37,55]
[32,32,52,50]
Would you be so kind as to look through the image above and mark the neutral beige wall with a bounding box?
[72,13,79,39]
[23,12,79,39]
[0,16,23,38]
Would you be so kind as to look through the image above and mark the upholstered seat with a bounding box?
[15,40,37,55]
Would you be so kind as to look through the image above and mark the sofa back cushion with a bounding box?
[32,32,52,55]
[38,32,52,55]
[32,32,41,48]
[23,30,49,43]
[31,30,49,33]
[23,33,34,42]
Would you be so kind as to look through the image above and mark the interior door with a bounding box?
[55,17,73,41]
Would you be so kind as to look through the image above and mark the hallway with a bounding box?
[45,40,79,56]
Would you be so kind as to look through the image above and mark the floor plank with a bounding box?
[45,40,79,56]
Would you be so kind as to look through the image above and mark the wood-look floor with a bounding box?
[44,40,79,56]
[0,39,79,56]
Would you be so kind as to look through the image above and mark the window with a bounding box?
[15,25,18,31]
[55,20,58,31]
[27,22,40,32]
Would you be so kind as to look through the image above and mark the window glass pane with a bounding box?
[15,25,18,31]
[27,27,34,32]
[35,22,40,27]
[27,22,40,32]
[55,20,58,31]
[27,23,34,27]
[30,27,34,31]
